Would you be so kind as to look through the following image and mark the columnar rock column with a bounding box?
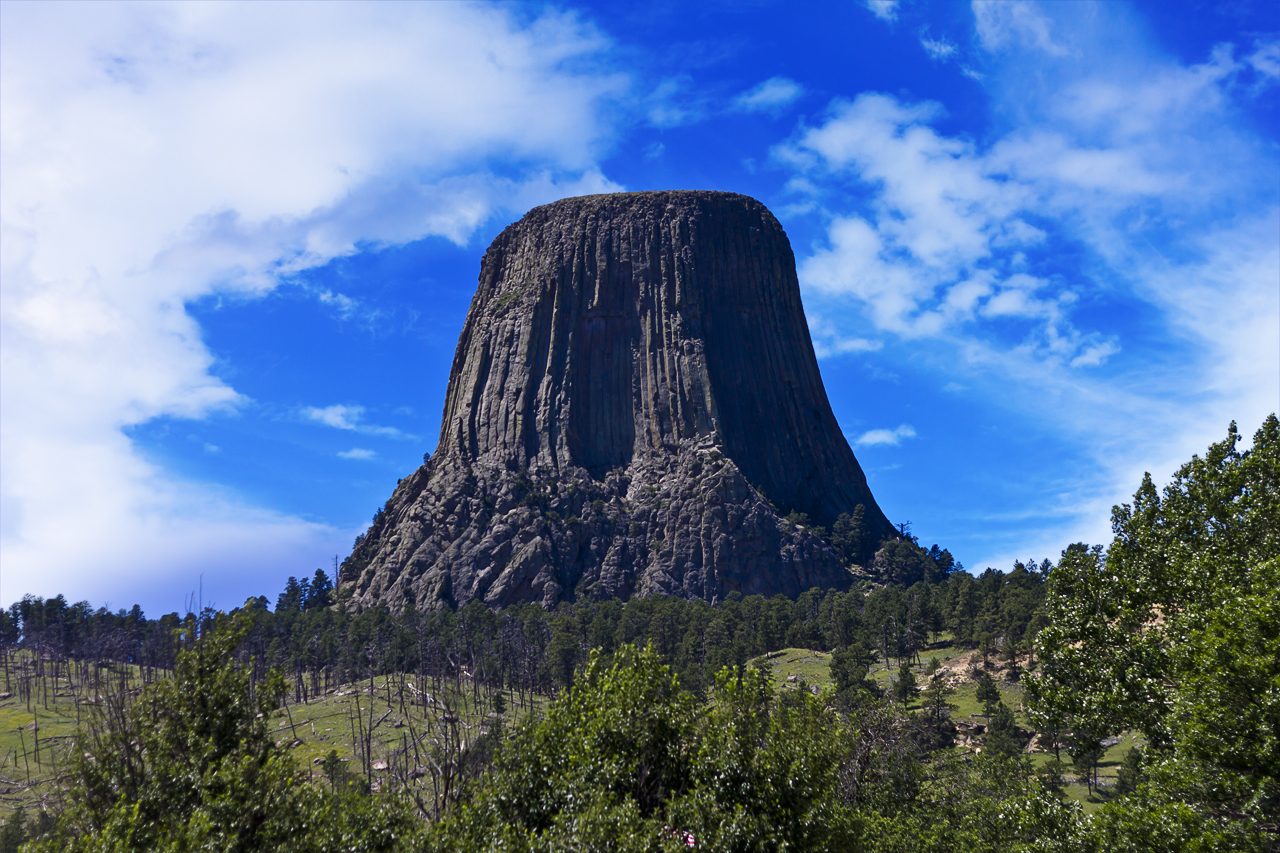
[342,191,894,611]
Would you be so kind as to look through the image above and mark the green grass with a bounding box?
[0,641,1150,823]
[755,648,834,691]
[0,658,521,821]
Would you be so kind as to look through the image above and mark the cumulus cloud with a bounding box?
[777,93,1105,362]
[782,1,1279,573]
[0,2,626,607]
[731,77,804,113]
[854,424,917,446]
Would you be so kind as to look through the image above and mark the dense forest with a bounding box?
[0,416,1275,852]
[0,546,1043,710]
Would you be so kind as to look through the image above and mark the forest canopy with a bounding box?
[0,416,1275,852]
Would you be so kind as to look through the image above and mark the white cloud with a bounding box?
[337,448,376,461]
[854,424,917,446]
[305,405,364,431]
[865,1,899,23]
[778,94,1104,359]
[304,404,411,439]
[1248,40,1280,81]
[972,0,1069,56]
[731,77,804,113]
[921,37,958,62]
[646,77,705,127]
[785,2,1279,574]
[1068,340,1120,369]
[807,315,883,359]
[0,2,626,606]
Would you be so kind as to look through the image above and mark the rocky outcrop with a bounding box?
[342,190,894,611]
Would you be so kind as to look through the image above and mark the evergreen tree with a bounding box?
[831,505,871,565]
[276,576,305,612]
[829,642,874,705]
[894,659,917,706]
[1115,746,1145,795]
[985,702,1022,757]
[976,671,1001,718]
[305,568,334,610]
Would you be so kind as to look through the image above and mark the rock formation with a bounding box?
[341,190,894,611]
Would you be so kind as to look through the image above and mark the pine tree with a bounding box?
[276,577,305,612]
[894,659,917,706]
[305,569,333,610]
[976,671,1000,718]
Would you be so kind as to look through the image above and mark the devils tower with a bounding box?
[341,191,894,611]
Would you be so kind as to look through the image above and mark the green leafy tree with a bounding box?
[1028,416,1280,848]
[31,612,415,853]
[1029,417,1278,748]
[433,644,698,849]
[433,645,862,851]
[674,666,861,851]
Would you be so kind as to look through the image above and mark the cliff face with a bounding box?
[342,191,894,611]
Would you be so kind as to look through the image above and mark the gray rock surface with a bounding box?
[341,190,894,611]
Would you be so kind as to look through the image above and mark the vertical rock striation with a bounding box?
[342,190,894,612]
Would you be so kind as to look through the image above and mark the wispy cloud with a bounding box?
[807,315,882,359]
[854,424,917,446]
[731,77,804,113]
[337,448,376,461]
[865,1,899,23]
[1248,40,1280,81]
[303,405,412,439]
[304,405,363,431]
[647,77,706,127]
[921,37,958,62]
[972,0,1068,56]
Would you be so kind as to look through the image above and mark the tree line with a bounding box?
[2,549,1047,715]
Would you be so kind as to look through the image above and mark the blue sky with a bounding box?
[2,0,1277,616]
